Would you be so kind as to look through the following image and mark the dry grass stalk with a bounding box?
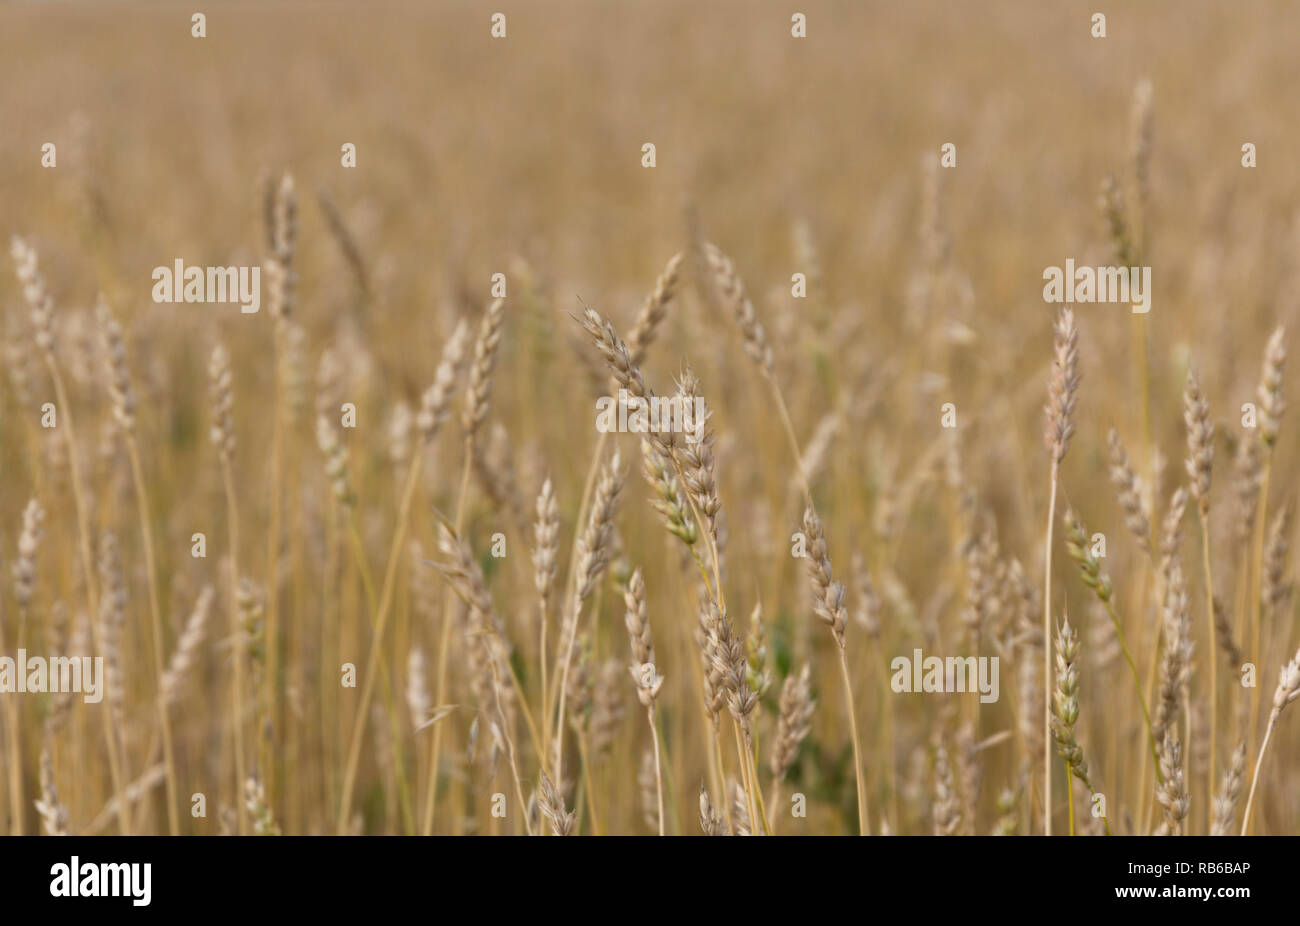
[10,237,108,834]
[1261,505,1292,623]
[462,298,507,445]
[34,749,68,836]
[1051,617,1091,793]
[1064,509,1157,776]
[418,319,472,443]
[1041,306,1079,836]
[209,341,246,834]
[803,505,848,648]
[703,242,774,374]
[315,414,355,507]
[265,172,298,327]
[1184,364,1221,801]
[674,368,720,543]
[1210,740,1246,835]
[699,784,726,836]
[97,296,180,830]
[1153,562,1191,747]
[161,585,215,707]
[768,664,814,832]
[729,778,752,836]
[12,497,44,623]
[245,776,281,836]
[1156,733,1189,835]
[1247,327,1287,761]
[1241,646,1300,834]
[642,437,697,547]
[532,476,560,746]
[627,251,684,367]
[552,450,624,775]
[801,503,867,834]
[933,741,961,836]
[538,771,575,835]
[1106,428,1150,551]
[622,567,665,834]
[1212,597,1242,672]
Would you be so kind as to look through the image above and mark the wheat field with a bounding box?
[2,0,1300,836]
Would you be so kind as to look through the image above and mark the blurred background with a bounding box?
[2,0,1299,836]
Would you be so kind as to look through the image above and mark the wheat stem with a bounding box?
[1043,463,1058,835]
[125,438,180,835]
[1240,718,1275,836]
[422,438,475,833]
[837,647,870,835]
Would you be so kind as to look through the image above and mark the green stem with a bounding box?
[1102,598,1161,779]
[1066,761,1075,835]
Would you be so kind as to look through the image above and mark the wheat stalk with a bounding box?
[424,302,506,833]
[11,237,120,832]
[1210,740,1246,835]
[1041,306,1078,834]
[767,663,813,833]
[1182,364,1219,808]
[802,503,868,834]
[97,297,183,833]
[1240,646,1300,834]
[1248,327,1286,759]
[552,450,624,778]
